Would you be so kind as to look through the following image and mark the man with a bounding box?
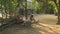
[30,14,35,23]
[30,14,39,24]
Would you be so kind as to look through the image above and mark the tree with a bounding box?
[48,1,58,15]
[57,0,60,24]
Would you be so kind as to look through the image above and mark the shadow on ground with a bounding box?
[0,24,42,34]
[0,14,59,34]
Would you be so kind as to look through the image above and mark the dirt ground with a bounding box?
[0,14,60,34]
[34,14,58,25]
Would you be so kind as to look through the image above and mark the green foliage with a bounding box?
[32,0,37,2]
[0,0,58,14]
[32,0,40,9]
[0,0,18,12]
[34,1,40,9]
[32,0,40,13]
[9,0,18,12]
[35,0,58,14]
[48,1,58,14]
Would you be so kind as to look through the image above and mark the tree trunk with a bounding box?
[25,0,27,19]
[57,1,60,24]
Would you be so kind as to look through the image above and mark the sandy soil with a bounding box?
[0,14,60,34]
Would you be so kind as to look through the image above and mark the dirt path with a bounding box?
[34,14,58,25]
[0,23,60,34]
[0,14,60,34]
